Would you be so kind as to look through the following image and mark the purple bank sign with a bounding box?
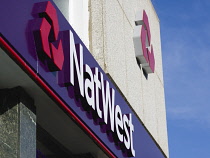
[0,0,166,158]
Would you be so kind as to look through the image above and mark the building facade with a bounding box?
[0,0,168,158]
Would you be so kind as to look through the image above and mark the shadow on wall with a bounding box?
[136,58,148,80]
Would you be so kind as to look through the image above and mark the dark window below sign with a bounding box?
[36,124,73,158]
[36,124,95,158]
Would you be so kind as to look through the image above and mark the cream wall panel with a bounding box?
[154,76,169,156]
[89,0,106,70]
[103,0,127,95]
[89,0,169,157]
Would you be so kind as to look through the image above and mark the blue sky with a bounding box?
[152,0,210,158]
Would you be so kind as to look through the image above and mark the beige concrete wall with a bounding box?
[89,0,169,157]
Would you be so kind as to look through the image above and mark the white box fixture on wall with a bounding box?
[69,0,89,48]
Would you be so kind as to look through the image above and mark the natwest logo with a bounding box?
[33,1,64,71]
[133,10,155,74]
[32,1,135,157]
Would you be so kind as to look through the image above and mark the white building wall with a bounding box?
[89,0,169,157]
